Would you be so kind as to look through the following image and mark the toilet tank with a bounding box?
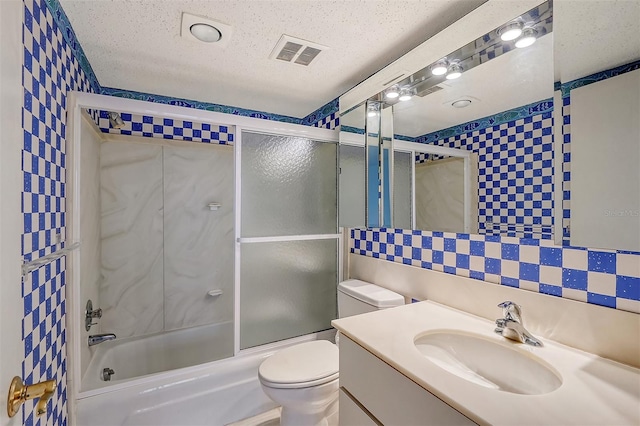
[337,279,404,317]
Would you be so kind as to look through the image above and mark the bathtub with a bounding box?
[82,320,234,392]
[76,330,335,425]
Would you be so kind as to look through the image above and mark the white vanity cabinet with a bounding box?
[339,335,475,426]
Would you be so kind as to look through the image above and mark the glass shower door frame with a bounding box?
[233,127,342,355]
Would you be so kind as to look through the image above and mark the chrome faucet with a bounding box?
[494,301,542,347]
[88,333,116,347]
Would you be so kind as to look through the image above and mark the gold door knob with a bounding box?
[6,376,56,418]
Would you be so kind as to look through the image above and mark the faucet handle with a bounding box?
[497,301,522,322]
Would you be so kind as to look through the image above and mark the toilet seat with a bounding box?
[259,340,339,389]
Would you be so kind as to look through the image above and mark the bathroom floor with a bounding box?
[227,407,281,426]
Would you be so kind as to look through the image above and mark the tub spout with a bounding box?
[88,333,116,347]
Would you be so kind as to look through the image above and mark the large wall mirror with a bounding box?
[339,0,555,240]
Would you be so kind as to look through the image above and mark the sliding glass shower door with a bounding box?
[238,131,338,350]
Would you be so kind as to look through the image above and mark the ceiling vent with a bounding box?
[269,35,329,66]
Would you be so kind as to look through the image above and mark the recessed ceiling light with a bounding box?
[190,23,222,43]
[451,99,472,108]
[515,27,538,48]
[181,12,233,47]
[445,64,463,80]
[499,21,523,41]
[431,59,449,76]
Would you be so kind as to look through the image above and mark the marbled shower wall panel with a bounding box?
[100,141,164,337]
[163,144,234,331]
[99,140,234,338]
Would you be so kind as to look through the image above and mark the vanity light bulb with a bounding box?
[385,86,400,99]
[431,60,449,76]
[398,88,412,102]
[445,64,463,80]
[515,28,538,48]
[499,22,523,41]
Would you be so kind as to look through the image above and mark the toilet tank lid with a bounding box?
[338,279,404,308]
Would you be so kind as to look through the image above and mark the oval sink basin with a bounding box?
[414,330,562,395]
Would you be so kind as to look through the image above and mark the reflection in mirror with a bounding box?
[414,153,479,233]
[386,1,554,238]
[366,100,382,227]
[338,102,365,228]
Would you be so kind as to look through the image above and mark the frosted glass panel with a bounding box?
[339,144,365,227]
[240,239,338,349]
[394,151,412,229]
[241,132,337,237]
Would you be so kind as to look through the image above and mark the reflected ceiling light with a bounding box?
[190,23,222,42]
[398,88,414,102]
[515,27,538,48]
[384,85,400,99]
[367,104,378,117]
[431,59,449,76]
[445,64,463,80]
[499,21,523,41]
[451,99,472,108]
[108,111,125,129]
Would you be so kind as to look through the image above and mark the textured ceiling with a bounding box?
[59,0,486,118]
[555,0,640,83]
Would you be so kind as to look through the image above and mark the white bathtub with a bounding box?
[76,330,335,426]
[82,320,234,392]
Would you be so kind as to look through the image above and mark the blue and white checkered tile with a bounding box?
[429,111,554,240]
[22,258,67,426]
[23,0,97,262]
[561,94,572,246]
[313,112,339,130]
[21,0,95,423]
[350,228,640,314]
[96,111,235,145]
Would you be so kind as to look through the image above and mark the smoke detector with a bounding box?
[181,13,233,47]
[269,35,329,66]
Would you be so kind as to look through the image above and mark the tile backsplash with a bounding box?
[350,228,639,313]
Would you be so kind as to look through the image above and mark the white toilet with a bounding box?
[258,279,404,426]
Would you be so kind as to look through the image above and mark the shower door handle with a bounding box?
[6,376,56,417]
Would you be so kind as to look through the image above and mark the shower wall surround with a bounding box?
[100,140,234,338]
[21,0,99,424]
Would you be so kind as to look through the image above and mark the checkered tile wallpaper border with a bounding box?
[303,97,339,129]
[97,111,235,145]
[419,109,554,240]
[21,0,97,423]
[350,228,640,314]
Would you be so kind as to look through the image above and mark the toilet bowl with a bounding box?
[259,340,339,426]
[258,280,404,426]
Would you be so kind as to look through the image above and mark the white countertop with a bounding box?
[332,301,640,426]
